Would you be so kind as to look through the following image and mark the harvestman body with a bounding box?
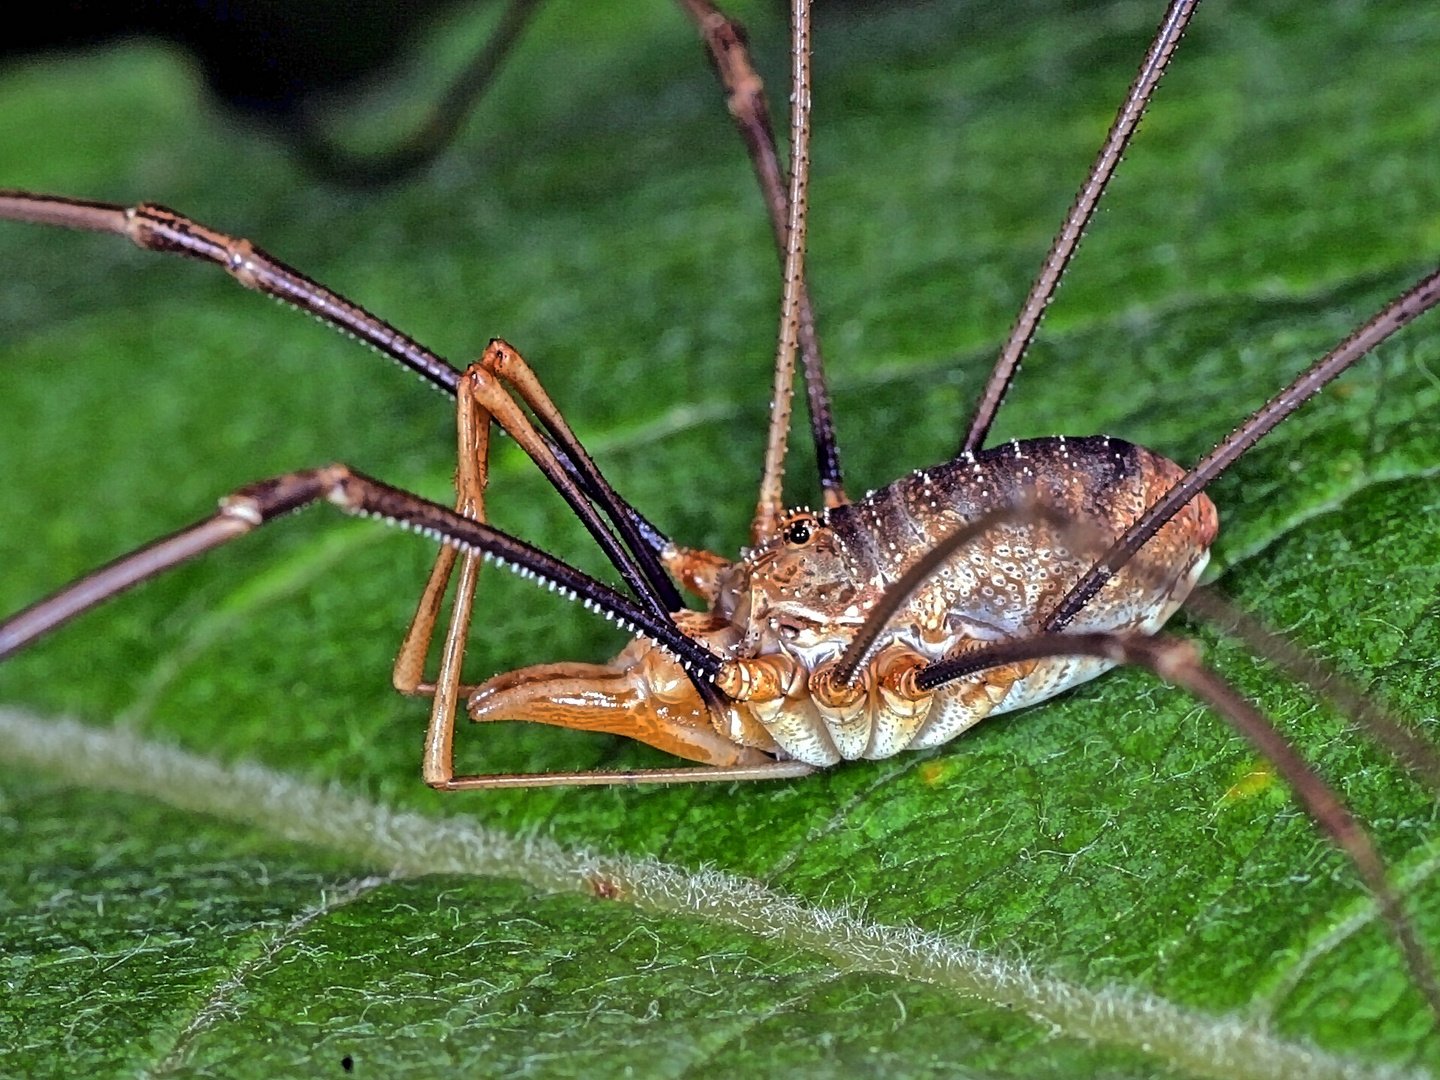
[4,0,1440,1017]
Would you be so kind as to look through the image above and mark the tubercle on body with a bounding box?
[466,435,1219,768]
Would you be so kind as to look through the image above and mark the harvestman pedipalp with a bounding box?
[3,0,1440,1027]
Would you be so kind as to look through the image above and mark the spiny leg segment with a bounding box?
[0,462,713,676]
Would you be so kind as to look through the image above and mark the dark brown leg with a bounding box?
[677,0,847,509]
[1183,586,1440,796]
[0,194,683,615]
[0,465,724,680]
[923,628,1440,1023]
[1042,263,1440,632]
[0,192,462,394]
[960,0,1200,454]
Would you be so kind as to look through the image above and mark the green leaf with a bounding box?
[3,1,1440,1075]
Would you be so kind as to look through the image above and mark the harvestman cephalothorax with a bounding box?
[3,0,1440,1044]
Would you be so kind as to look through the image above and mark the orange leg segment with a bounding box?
[393,345,810,789]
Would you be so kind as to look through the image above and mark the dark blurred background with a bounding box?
[0,1,894,182]
[3,0,464,117]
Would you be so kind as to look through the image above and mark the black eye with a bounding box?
[784,519,813,546]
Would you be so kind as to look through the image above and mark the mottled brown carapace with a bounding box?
[473,437,1215,768]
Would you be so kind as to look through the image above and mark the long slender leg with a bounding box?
[0,194,682,614]
[1040,263,1440,632]
[1182,586,1440,795]
[424,547,482,784]
[0,517,255,659]
[393,543,466,698]
[960,0,1199,454]
[677,0,847,507]
[0,465,724,679]
[391,372,491,789]
[750,0,814,545]
[0,193,464,394]
[924,580,1440,797]
[915,629,1440,1022]
[437,759,814,789]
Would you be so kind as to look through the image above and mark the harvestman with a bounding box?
[3,0,1440,1018]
